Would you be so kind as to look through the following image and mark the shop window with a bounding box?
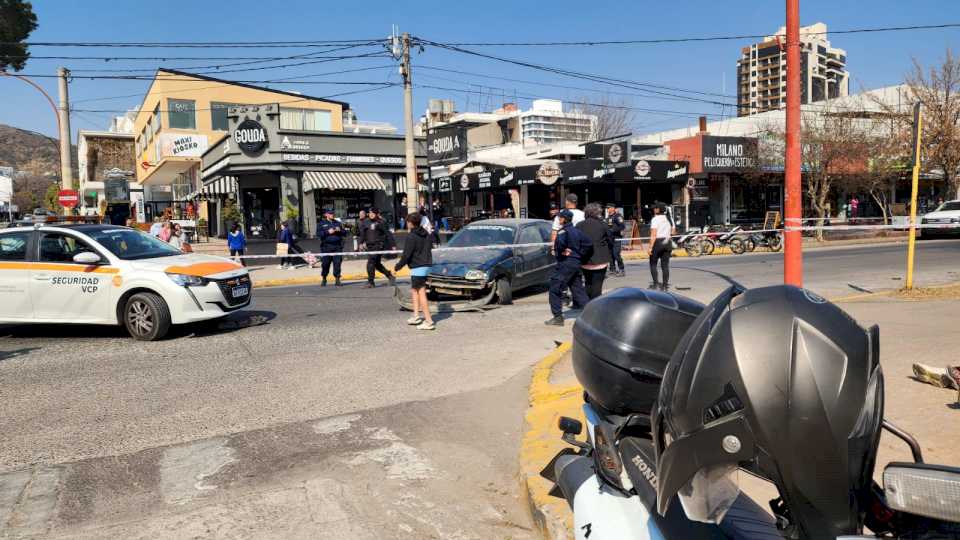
[211,102,239,131]
[151,104,160,137]
[168,99,196,129]
[280,108,332,132]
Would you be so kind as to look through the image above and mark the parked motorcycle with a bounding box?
[542,286,960,540]
[675,231,707,257]
[713,226,748,255]
[743,229,783,252]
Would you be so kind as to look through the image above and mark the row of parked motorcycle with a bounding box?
[675,225,782,257]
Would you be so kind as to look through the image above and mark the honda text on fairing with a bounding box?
[540,285,960,540]
[422,219,555,306]
[0,223,251,341]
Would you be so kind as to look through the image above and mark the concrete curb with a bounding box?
[519,342,579,540]
[253,268,410,288]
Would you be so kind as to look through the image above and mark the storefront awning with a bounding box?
[303,171,386,192]
[203,176,239,195]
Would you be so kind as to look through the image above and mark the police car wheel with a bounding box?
[124,292,171,341]
[495,277,513,305]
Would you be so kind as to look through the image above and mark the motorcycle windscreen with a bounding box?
[676,465,741,524]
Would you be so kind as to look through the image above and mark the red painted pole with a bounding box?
[783,0,803,286]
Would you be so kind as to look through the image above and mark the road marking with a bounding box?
[346,427,434,481]
[159,438,237,505]
[1,467,62,536]
[312,413,361,435]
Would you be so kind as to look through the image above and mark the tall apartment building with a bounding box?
[518,99,596,145]
[736,22,849,117]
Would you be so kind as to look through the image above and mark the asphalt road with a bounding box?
[0,239,958,538]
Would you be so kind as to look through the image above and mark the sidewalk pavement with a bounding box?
[519,284,960,540]
[249,233,915,289]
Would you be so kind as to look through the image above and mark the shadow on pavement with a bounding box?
[183,310,277,338]
[0,347,42,362]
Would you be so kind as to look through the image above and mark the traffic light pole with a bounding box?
[783,0,803,286]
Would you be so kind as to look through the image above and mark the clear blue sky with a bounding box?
[3,0,958,139]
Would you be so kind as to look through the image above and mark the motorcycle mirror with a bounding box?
[883,462,960,523]
[558,416,582,436]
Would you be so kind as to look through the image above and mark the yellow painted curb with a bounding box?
[253,268,410,288]
[520,342,581,540]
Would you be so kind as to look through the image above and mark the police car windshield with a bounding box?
[87,228,183,260]
[447,225,515,247]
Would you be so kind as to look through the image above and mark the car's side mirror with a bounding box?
[73,251,102,265]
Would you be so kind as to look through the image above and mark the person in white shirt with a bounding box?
[552,193,585,236]
[647,204,675,291]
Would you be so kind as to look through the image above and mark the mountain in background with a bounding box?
[0,123,77,178]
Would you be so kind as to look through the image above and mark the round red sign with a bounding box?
[58,189,80,208]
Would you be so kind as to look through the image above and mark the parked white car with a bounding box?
[0,223,251,340]
[920,200,960,238]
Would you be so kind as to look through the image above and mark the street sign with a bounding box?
[427,126,467,165]
[58,189,80,208]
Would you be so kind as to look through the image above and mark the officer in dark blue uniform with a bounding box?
[605,203,626,277]
[318,208,346,286]
[546,210,592,326]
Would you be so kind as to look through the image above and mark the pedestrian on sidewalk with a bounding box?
[149,217,163,238]
[647,204,674,291]
[358,207,396,288]
[318,208,345,286]
[605,203,626,277]
[278,221,302,270]
[168,223,184,251]
[577,203,613,300]
[394,212,435,331]
[545,209,591,327]
[159,221,172,243]
[227,224,247,267]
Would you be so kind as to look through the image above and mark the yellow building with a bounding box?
[132,68,347,226]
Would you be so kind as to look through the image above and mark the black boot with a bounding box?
[335,277,342,287]
[544,315,564,326]
[387,273,396,286]
[660,283,669,291]
[364,282,375,289]
[648,282,660,290]
[321,277,327,287]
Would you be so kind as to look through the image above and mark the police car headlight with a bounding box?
[166,273,208,287]
[464,270,487,281]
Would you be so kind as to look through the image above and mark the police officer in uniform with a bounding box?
[318,208,345,287]
[545,209,591,327]
[605,203,626,277]
[358,207,396,288]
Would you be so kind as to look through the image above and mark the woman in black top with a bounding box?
[576,203,614,300]
[395,212,436,330]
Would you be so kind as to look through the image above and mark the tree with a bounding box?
[760,104,872,240]
[905,49,960,198]
[43,182,57,211]
[0,0,38,72]
[11,172,51,212]
[575,94,637,140]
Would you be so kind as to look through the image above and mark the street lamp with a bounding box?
[0,71,63,176]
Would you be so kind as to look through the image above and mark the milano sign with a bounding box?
[701,136,758,173]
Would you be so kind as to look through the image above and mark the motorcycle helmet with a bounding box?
[652,285,883,540]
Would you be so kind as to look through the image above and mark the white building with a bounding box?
[426,99,597,146]
[737,22,850,116]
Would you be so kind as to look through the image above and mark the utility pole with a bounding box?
[400,33,419,216]
[57,67,75,216]
[783,0,803,286]
[905,102,923,290]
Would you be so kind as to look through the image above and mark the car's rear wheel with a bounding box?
[496,277,513,305]
[124,292,171,341]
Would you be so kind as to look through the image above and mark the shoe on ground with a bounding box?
[660,283,670,291]
[648,282,660,290]
[363,282,375,289]
[335,278,342,287]
[388,273,397,286]
[277,264,285,270]
[948,365,960,389]
[321,278,327,287]
[544,315,564,326]
[416,321,436,331]
[913,363,949,388]
[407,316,424,325]
[618,271,626,277]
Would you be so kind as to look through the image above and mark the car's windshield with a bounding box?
[935,201,960,212]
[87,228,183,260]
[447,225,516,247]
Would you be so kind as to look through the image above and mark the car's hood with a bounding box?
[923,210,960,219]
[131,253,247,279]
[430,247,511,275]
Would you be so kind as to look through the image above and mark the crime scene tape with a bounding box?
[226,221,956,261]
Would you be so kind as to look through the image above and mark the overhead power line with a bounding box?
[6,39,386,48]
[70,65,396,104]
[426,22,960,46]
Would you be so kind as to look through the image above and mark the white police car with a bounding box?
[0,223,251,340]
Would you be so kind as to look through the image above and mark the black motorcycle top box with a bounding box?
[572,288,705,415]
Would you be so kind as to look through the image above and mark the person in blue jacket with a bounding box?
[545,209,591,326]
[227,223,247,266]
[318,208,346,286]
